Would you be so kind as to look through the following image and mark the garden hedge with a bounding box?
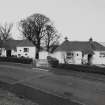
[0,57,33,64]
[57,64,105,75]
[47,56,59,67]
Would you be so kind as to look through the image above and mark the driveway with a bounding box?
[0,63,105,105]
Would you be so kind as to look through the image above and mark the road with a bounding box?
[0,63,105,105]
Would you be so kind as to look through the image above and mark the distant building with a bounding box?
[16,40,36,58]
[53,38,105,65]
[0,40,36,59]
[1,38,105,65]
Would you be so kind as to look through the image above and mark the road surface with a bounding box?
[0,63,105,105]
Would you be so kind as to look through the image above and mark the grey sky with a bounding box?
[0,0,105,41]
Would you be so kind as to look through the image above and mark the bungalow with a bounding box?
[53,38,105,65]
[0,40,21,57]
[0,40,36,59]
[16,40,36,58]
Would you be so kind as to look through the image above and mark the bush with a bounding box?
[57,64,105,75]
[0,57,33,64]
[47,56,59,67]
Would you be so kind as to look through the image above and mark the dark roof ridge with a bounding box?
[54,40,105,52]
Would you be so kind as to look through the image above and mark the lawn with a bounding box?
[0,88,38,105]
[1,62,105,83]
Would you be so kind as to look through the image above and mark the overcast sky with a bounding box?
[0,0,105,42]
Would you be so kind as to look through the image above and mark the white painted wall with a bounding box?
[17,46,36,59]
[53,51,82,64]
[53,51,66,63]
[11,50,17,56]
[82,54,88,64]
[92,51,105,64]
[73,51,82,64]
[39,51,49,60]
[1,48,6,57]
[51,50,105,65]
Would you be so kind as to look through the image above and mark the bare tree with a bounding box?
[19,13,50,59]
[0,23,13,41]
[42,25,60,52]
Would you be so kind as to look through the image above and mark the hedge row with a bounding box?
[0,57,33,64]
[57,64,105,75]
[47,56,59,67]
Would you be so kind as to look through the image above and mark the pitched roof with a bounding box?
[0,39,34,50]
[0,40,22,50]
[17,40,34,47]
[55,40,105,54]
[99,42,105,47]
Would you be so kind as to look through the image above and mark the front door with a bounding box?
[88,54,93,65]
[6,50,11,57]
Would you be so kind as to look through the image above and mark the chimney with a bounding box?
[89,37,95,50]
[64,37,68,41]
[89,37,93,43]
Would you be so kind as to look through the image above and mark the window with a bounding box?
[65,52,74,64]
[24,48,29,52]
[100,52,105,57]
[67,52,73,56]
[66,52,73,59]
[18,54,21,57]
[25,53,27,55]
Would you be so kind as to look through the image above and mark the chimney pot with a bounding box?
[65,37,68,41]
[89,37,93,42]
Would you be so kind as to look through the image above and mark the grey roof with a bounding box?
[55,40,105,54]
[0,39,34,50]
[99,42,105,47]
[17,40,34,47]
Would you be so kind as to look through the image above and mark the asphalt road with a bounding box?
[0,63,105,105]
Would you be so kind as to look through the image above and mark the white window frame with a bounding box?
[99,51,105,57]
[24,48,29,52]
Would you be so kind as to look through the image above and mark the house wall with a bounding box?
[92,51,105,64]
[0,48,16,57]
[17,46,36,59]
[82,54,88,64]
[53,51,105,65]
[11,50,17,56]
[53,51,82,64]
[1,48,6,57]
[53,51,66,63]
[39,51,49,60]
[73,51,82,64]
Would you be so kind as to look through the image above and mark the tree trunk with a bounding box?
[36,48,39,59]
[35,40,40,59]
[47,45,49,52]
[47,40,50,52]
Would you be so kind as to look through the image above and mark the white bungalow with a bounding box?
[0,39,49,60]
[53,38,105,65]
[0,40,36,59]
[16,40,36,58]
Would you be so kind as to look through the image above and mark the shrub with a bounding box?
[0,57,33,64]
[57,64,105,75]
[47,56,59,67]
